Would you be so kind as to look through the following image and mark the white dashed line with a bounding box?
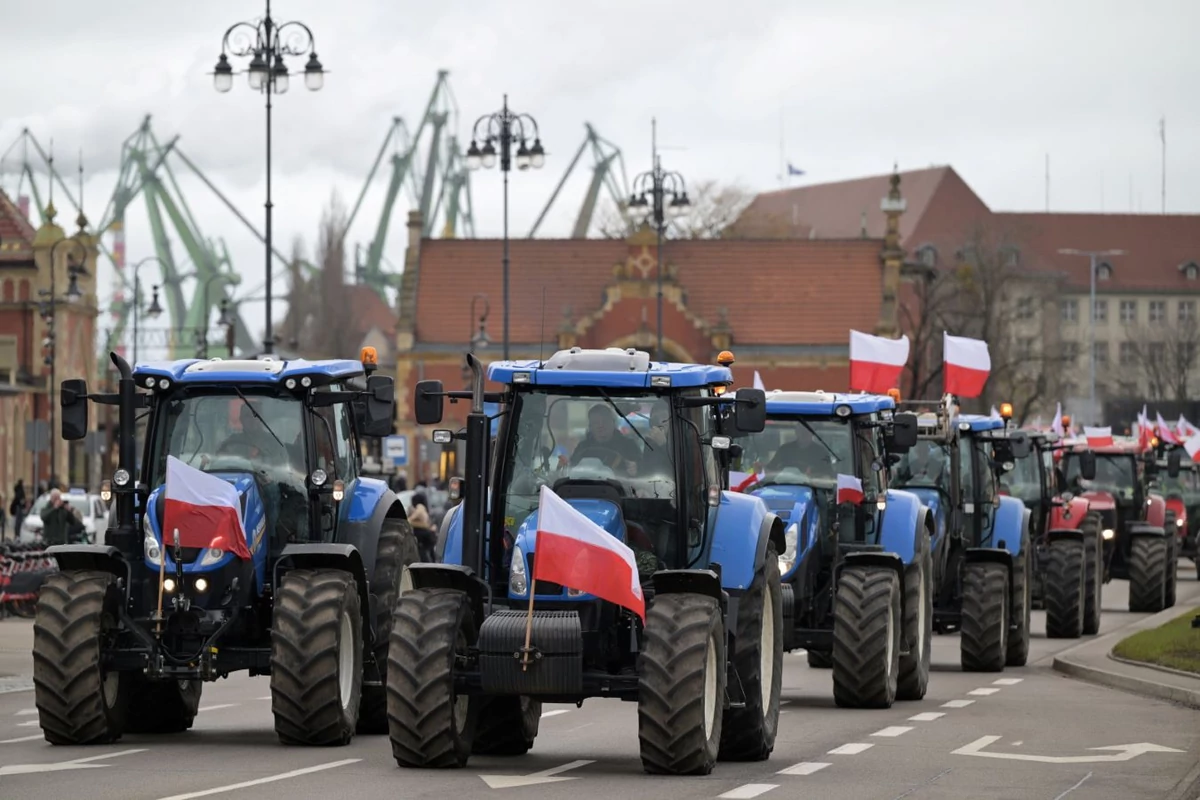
[943,699,975,708]
[14,709,35,716]
[872,726,913,737]
[993,678,1023,685]
[198,704,239,713]
[909,712,945,721]
[155,759,361,800]
[0,735,42,744]
[540,710,570,718]
[719,784,777,799]
[829,743,873,755]
[16,720,38,728]
[968,688,1000,696]
[778,762,831,776]
[256,696,272,701]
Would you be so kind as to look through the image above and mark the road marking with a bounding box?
[968,688,999,696]
[256,695,272,700]
[942,699,974,708]
[777,762,830,776]
[0,748,147,777]
[540,710,570,718]
[479,759,594,789]
[719,785,777,799]
[154,759,361,800]
[873,726,913,737]
[17,720,38,727]
[1053,772,1093,800]
[993,678,1023,685]
[952,736,1185,764]
[909,712,944,722]
[198,704,238,712]
[15,708,36,716]
[0,735,43,744]
[829,743,873,755]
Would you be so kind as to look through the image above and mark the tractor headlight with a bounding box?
[198,548,225,568]
[1102,528,1115,540]
[113,468,131,487]
[194,578,209,593]
[778,523,799,575]
[1176,518,1184,528]
[509,545,528,596]
[143,515,162,565]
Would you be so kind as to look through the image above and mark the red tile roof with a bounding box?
[413,238,884,347]
[0,189,36,264]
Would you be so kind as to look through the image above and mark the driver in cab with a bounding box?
[896,440,946,486]
[569,404,642,476]
[765,424,836,480]
[216,401,283,461]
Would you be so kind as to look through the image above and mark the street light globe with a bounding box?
[213,54,233,93]
[146,287,164,320]
[272,58,289,94]
[248,50,269,90]
[529,139,545,169]
[304,53,324,91]
[515,142,532,171]
[466,141,483,170]
[481,142,497,169]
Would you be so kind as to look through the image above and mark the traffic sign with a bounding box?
[24,420,49,453]
[384,435,408,466]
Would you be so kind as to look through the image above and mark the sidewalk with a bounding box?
[0,618,33,693]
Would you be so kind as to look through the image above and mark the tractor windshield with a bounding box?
[1063,452,1137,502]
[1005,448,1043,502]
[890,439,952,493]
[1154,466,1200,501]
[736,417,851,489]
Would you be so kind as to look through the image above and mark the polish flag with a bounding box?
[1179,415,1199,438]
[836,473,864,505]
[532,485,645,620]
[753,371,766,391]
[848,330,909,394]
[731,470,765,492]
[1184,432,1200,463]
[1136,407,1152,450]
[1084,426,1114,448]
[162,456,253,559]
[943,333,990,398]
[1051,402,1065,437]
[1156,412,1179,445]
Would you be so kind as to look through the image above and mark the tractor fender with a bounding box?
[339,479,406,577]
[1126,521,1168,538]
[879,488,923,565]
[275,543,373,647]
[1049,495,1092,530]
[902,488,946,551]
[710,491,785,592]
[991,495,1027,558]
[404,563,489,629]
[438,502,464,565]
[964,546,1014,570]
[1144,492,1167,528]
[45,545,131,594]
[652,568,726,606]
[1046,527,1085,544]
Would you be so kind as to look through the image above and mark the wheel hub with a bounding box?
[703,632,717,740]
[760,588,775,711]
[338,611,354,710]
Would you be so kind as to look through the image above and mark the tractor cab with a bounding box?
[1149,441,1195,545]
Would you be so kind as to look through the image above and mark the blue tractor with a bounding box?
[729,390,932,708]
[37,349,417,745]
[890,397,1032,672]
[388,347,786,775]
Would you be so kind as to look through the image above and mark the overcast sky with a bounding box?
[2,0,1197,359]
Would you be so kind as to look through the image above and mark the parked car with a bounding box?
[19,489,108,544]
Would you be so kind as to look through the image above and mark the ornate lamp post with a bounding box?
[39,235,88,482]
[129,256,165,365]
[463,293,491,385]
[465,97,546,361]
[195,274,228,358]
[212,0,325,355]
[629,149,689,362]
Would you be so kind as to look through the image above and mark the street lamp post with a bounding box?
[217,298,237,356]
[196,274,228,358]
[129,256,165,365]
[463,294,491,385]
[1057,247,1126,424]
[39,235,88,483]
[213,0,325,355]
[629,132,689,362]
[466,97,546,361]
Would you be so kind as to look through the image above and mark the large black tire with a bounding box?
[387,588,478,768]
[1128,535,1167,613]
[125,678,202,734]
[719,544,783,761]
[832,566,901,709]
[806,650,832,668]
[638,592,725,775]
[1043,538,1085,639]
[897,528,932,701]
[271,569,363,746]
[960,561,1009,672]
[1081,513,1103,635]
[1006,529,1032,667]
[32,570,128,745]
[472,696,542,755]
[358,518,420,734]
[1163,512,1177,609]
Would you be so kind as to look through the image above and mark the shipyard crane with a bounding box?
[527,123,629,238]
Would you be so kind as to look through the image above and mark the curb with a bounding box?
[1110,653,1200,681]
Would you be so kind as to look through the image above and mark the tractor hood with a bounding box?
[1080,490,1117,512]
[513,497,630,553]
[750,484,816,526]
[903,487,943,521]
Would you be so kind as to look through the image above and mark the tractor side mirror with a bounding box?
[60,379,89,441]
[887,413,919,452]
[1168,448,1182,478]
[359,374,395,438]
[732,388,766,434]
[1079,450,1097,481]
[1008,434,1032,459]
[414,379,445,425]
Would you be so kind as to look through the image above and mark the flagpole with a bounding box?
[521,578,537,671]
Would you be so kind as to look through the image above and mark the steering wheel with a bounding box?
[572,444,626,469]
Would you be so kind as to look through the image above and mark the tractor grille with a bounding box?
[525,553,565,596]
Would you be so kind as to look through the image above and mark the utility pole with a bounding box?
[1058,247,1126,424]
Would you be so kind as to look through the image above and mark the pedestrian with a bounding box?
[40,488,84,546]
[0,494,7,541]
[10,480,26,542]
[408,491,437,562]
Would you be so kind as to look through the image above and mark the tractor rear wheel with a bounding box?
[125,678,202,734]
[719,544,782,761]
[1006,529,1032,667]
[638,592,725,775]
[832,566,901,709]
[1043,539,1084,639]
[32,570,129,745]
[806,651,832,668]
[271,569,363,746]
[960,561,1009,672]
[472,696,541,755]
[898,529,932,700]
[1081,514,1103,635]
[387,588,478,768]
[1128,536,1167,613]
[358,517,420,735]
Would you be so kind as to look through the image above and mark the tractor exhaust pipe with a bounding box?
[461,352,488,579]
[109,350,139,557]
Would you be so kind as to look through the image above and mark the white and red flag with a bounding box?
[730,469,765,493]
[1184,432,1200,463]
[1051,402,1065,437]
[943,333,990,398]
[162,456,253,559]
[753,371,766,391]
[532,485,645,620]
[848,330,909,394]
[1156,412,1180,445]
[836,473,865,505]
[1084,426,1114,448]
[1137,406,1152,450]
[1179,415,1198,438]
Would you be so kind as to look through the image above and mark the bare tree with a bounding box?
[280,190,354,357]
[594,180,755,239]
[1123,317,1200,402]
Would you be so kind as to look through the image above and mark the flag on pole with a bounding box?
[943,333,991,398]
[1084,426,1114,448]
[787,163,805,176]
[753,371,765,391]
[731,469,765,493]
[1136,406,1151,450]
[1184,431,1200,463]
[162,456,253,559]
[848,330,909,393]
[1179,415,1198,438]
[836,473,865,505]
[532,485,645,620]
[1156,412,1179,444]
[1051,402,1064,437]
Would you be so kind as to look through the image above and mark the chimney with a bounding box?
[406,210,423,264]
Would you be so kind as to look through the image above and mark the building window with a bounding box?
[1061,298,1078,323]
[1002,247,1020,268]
[1119,341,1137,365]
[1097,263,1113,281]
[1119,300,1137,323]
[1180,300,1195,323]
[1016,297,1035,321]
[1093,299,1108,323]
[1148,342,1166,362]
[1181,261,1198,281]
[1062,341,1079,364]
[1149,300,1166,323]
[1093,341,1109,365]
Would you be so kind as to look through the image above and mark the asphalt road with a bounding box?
[1,574,1198,800]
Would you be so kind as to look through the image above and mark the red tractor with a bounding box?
[1151,442,1199,581]
[1060,437,1177,613]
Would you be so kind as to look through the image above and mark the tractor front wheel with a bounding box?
[1006,531,1032,667]
[1043,539,1085,639]
[1081,513,1104,635]
[832,566,901,708]
[960,561,1009,672]
[359,517,420,734]
[473,696,541,756]
[898,529,933,700]
[1128,536,1168,613]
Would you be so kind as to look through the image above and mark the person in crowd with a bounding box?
[40,488,84,546]
[10,480,26,541]
[408,491,437,561]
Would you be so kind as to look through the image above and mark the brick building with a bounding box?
[0,189,102,495]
